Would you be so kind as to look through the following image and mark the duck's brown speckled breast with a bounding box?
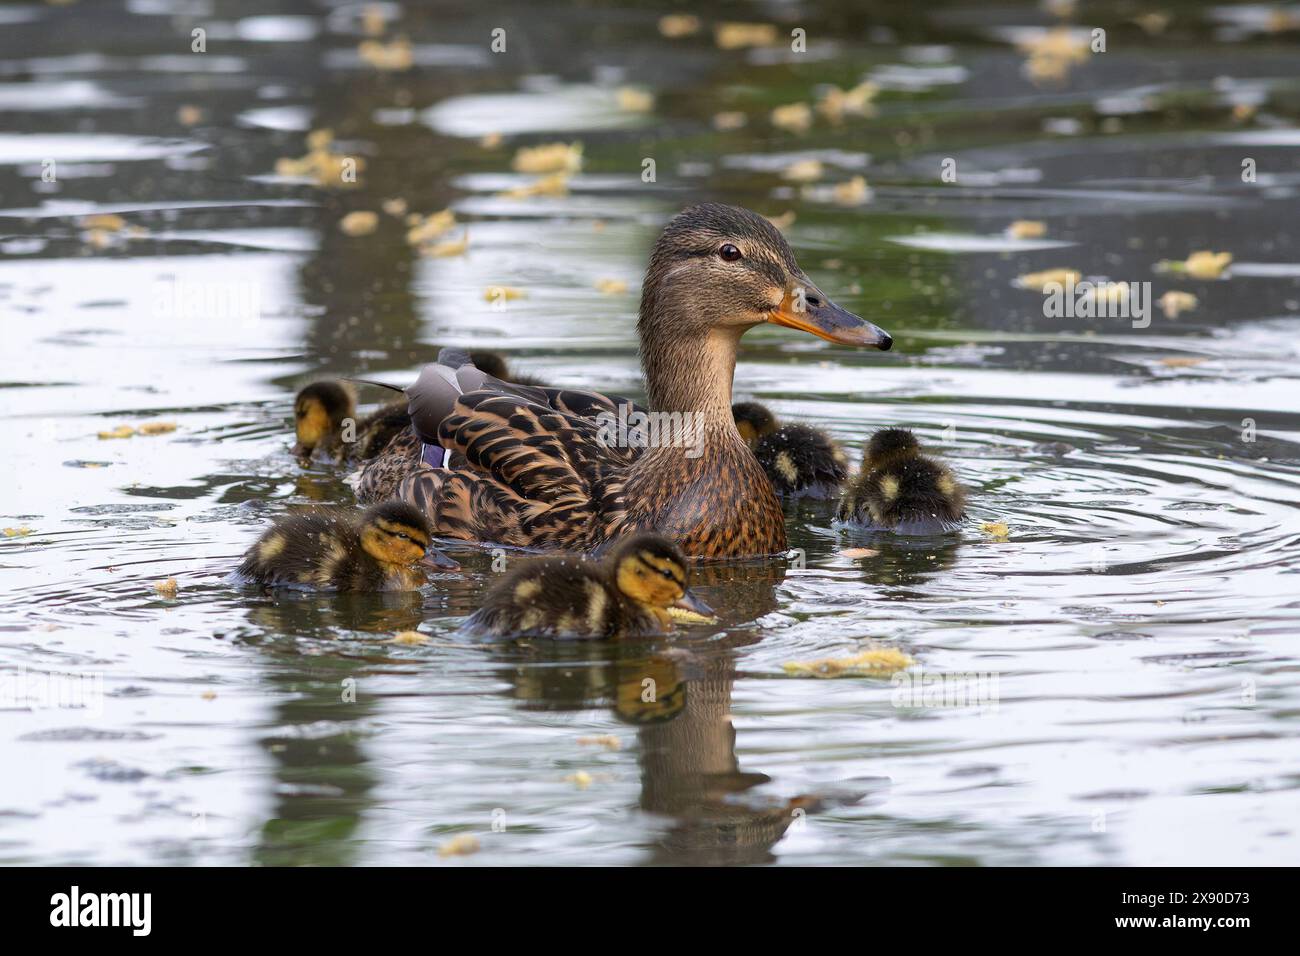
[620,439,787,558]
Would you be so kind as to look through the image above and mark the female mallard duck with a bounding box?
[360,203,892,557]
[235,500,457,591]
[731,401,848,498]
[836,428,966,533]
[462,533,711,639]
[292,381,409,462]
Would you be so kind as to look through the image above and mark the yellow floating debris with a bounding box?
[339,211,379,236]
[1177,251,1233,280]
[479,132,503,149]
[137,421,177,436]
[1159,356,1206,368]
[565,770,594,789]
[658,13,701,38]
[714,21,778,49]
[511,141,582,175]
[782,158,823,182]
[97,425,136,440]
[840,547,878,559]
[153,578,178,598]
[577,735,622,751]
[616,87,654,113]
[594,278,628,295]
[816,81,879,123]
[201,690,217,701]
[438,834,481,857]
[831,176,871,206]
[275,130,366,188]
[980,521,1009,540]
[3,526,32,537]
[390,630,429,645]
[405,209,456,246]
[1007,220,1046,239]
[423,231,469,258]
[80,213,127,231]
[712,110,748,131]
[499,172,570,199]
[177,105,204,126]
[782,647,915,679]
[484,286,526,302]
[767,210,797,231]
[1017,268,1082,291]
[381,197,408,218]
[771,102,813,134]
[358,36,413,71]
[1157,290,1198,319]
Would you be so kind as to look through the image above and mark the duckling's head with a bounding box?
[611,534,713,618]
[292,381,355,456]
[864,427,921,470]
[469,351,509,379]
[639,203,892,353]
[359,501,457,569]
[732,401,779,450]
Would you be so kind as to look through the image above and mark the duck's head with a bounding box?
[611,533,713,620]
[639,203,892,352]
[864,427,921,469]
[292,381,355,457]
[359,500,459,570]
[732,401,779,450]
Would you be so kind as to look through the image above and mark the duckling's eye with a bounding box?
[659,568,675,580]
[718,243,743,262]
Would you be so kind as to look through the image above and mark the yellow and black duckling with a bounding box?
[732,401,849,499]
[462,533,711,640]
[236,500,457,592]
[362,203,892,557]
[468,351,548,387]
[291,380,409,462]
[836,428,966,533]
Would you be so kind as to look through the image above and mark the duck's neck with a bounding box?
[640,325,744,424]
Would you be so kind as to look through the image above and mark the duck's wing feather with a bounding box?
[398,356,646,550]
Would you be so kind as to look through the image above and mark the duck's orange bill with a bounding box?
[768,284,892,350]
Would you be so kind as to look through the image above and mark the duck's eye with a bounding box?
[718,243,743,262]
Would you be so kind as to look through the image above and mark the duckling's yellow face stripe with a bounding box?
[294,397,334,449]
[616,552,686,607]
[363,520,428,565]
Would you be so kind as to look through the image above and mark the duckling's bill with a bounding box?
[671,589,715,620]
[420,546,460,570]
[769,281,892,349]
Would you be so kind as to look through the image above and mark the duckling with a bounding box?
[468,350,548,387]
[291,380,409,462]
[836,428,966,533]
[462,533,712,640]
[236,500,457,592]
[732,401,848,499]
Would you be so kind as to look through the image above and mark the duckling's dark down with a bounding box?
[836,428,966,533]
[732,402,848,498]
[468,351,548,388]
[292,380,410,462]
[462,533,711,640]
[236,500,456,592]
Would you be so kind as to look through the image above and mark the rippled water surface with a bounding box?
[2,1,1299,866]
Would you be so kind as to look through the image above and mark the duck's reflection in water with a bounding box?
[848,533,963,593]
[495,556,827,863]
